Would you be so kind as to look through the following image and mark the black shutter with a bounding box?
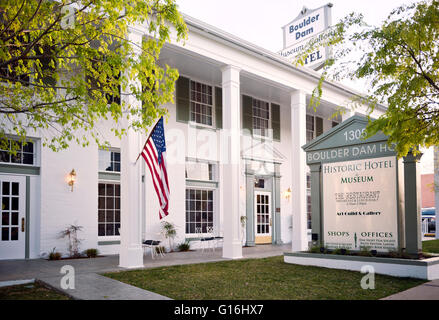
[271,103,281,141]
[215,87,222,129]
[176,76,190,122]
[316,116,323,137]
[242,95,253,135]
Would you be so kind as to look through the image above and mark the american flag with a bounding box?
[141,117,169,219]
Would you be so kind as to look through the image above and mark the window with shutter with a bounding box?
[176,76,190,122]
[271,103,281,141]
[242,95,253,135]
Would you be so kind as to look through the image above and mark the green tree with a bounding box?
[300,0,438,156]
[0,0,187,151]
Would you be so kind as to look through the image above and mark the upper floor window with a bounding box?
[190,80,213,126]
[252,98,270,137]
[99,149,120,173]
[306,115,323,143]
[0,139,34,165]
[185,161,215,182]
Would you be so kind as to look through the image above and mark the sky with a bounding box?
[175,0,422,53]
[174,0,434,173]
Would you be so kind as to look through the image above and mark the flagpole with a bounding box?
[135,116,162,163]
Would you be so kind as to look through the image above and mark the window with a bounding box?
[98,183,120,236]
[0,139,35,165]
[99,149,120,173]
[252,98,270,137]
[185,161,215,181]
[185,188,213,234]
[332,121,339,128]
[306,115,323,143]
[190,80,213,126]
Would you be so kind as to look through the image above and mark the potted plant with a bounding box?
[59,224,83,258]
[161,221,177,252]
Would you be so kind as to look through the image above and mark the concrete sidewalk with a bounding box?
[0,244,289,300]
[382,280,439,300]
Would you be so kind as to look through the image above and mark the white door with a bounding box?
[0,175,26,260]
[254,191,272,244]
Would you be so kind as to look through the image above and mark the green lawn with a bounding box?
[423,239,439,254]
[0,282,70,300]
[105,256,425,300]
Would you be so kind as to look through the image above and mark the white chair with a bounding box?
[214,229,224,251]
[142,233,165,259]
[196,226,215,253]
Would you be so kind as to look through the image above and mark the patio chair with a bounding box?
[196,226,215,253]
[142,233,165,259]
[213,229,224,251]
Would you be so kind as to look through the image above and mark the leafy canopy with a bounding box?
[0,0,187,151]
[298,0,439,156]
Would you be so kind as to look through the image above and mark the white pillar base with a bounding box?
[119,246,144,269]
[222,241,243,259]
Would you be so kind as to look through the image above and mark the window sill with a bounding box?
[188,122,218,132]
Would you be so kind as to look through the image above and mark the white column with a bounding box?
[119,27,144,269]
[291,90,308,252]
[435,146,439,240]
[221,65,243,259]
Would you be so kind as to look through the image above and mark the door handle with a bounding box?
[269,218,272,227]
[21,218,25,232]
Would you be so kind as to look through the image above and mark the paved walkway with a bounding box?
[382,280,439,300]
[0,244,289,300]
[3,244,438,300]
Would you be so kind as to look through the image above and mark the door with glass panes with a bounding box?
[254,191,272,244]
[0,175,26,260]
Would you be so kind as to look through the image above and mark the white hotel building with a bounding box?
[0,12,385,266]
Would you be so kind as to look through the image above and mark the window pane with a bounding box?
[106,184,114,197]
[2,182,9,195]
[10,227,18,241]
[22,153,33,165]
[106,224,114,236]
[98,210,105,223]
[0,151,10,163]
[98,224,105,236]
[2,227,9,241]
[10,153,21,163]
[11,183,18,196]
[2,212,9,225]
[23,142,33,153]
[98,184,105,196]
[11,197,18,210]
[2,197,9,210]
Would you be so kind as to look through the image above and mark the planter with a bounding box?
[284,252,439,280]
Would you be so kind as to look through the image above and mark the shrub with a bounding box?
[333,248,349,255]
[48,248,62,260]
[84,248,99,258]
[177,241,191,252]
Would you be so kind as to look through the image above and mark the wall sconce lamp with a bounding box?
[68,169,76,192]
[282,187,292,202]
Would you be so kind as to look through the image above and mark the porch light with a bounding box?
[282,187,292,201]
[68,169,76,192]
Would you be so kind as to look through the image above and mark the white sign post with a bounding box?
[322,156,399,252]
[279,3,333,70]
